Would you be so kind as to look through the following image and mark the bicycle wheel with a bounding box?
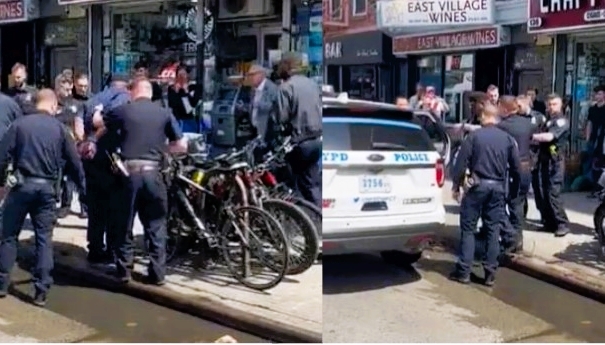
[220,206,289,290]
[288,197,322,238]
[261,198,319,275]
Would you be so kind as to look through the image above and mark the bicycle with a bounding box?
[163,151,290,291]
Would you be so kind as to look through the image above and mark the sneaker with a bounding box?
[448,271,471,284]
[0,289,7,298]
[554,227,570,237]
[484,274,496,287]
[87,252,112,266]
[57,207,70,219]
[32,293,47,307]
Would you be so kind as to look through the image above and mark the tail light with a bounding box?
[322,199,335,209]
[260,171,278,187]
[435,158,445,188]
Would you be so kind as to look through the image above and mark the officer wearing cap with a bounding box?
[55,73,88,219]
[533,93,571,237]
[496,96,538,253]
[276,54,322,208]
[450,102,520,286]
[0,89,85,306]
[6,63,37,115]
[105,77,186,284]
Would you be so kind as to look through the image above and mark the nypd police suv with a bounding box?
[322,93,446,265]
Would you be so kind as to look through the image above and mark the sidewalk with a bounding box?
[17,211,321,343]
[440,185,605,299]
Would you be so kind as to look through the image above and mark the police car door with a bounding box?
[322,116,445,222]
[413,110,451,166]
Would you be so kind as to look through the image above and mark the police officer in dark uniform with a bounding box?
[6,63,37,115]
[518,96,548,223]
[450,102,520,286]
[80,79,131,265]
[276,54,322,208]
[495,96,537,253]
[533,94,571,237]
[55,74,88,219]
[105,78,186,284]
[0,89,85,306]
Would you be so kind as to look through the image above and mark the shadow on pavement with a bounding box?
[322,253,421,295]
[554,241,605,273]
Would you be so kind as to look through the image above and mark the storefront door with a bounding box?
[1,22,34,91]
[238,25,282,66]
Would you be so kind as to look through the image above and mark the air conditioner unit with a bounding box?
[218,0,273,20]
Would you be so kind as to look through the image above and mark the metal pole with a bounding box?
[196,0,206,133]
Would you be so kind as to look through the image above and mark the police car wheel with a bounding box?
[380,251,423,267]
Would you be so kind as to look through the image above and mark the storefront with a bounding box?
[324,31,393,102]
[392,26,512,123]
[527,0,605,154]
[0,0,40,89]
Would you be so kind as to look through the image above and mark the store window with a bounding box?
[111,2,216,100]
[347,65,376,101]
[263,34,281,65]
[444,54,474,124]
[417,56,442,95]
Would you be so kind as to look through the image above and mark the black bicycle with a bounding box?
[163,151,290,291]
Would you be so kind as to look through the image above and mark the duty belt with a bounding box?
[124,159,160,173]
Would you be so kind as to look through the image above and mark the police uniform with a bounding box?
[6,84,37,115]
[105,98,182,283]
[56,96,87,218]
[538,113,571,236]
[528,110,548,223]
[497,113,538,252]
[0,113,85,304]
[450,125,520,285]
[278,75,322,208]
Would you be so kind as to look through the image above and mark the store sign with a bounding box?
[392,26,510,55]
[377,0,494,28]
[0,0,25,22]
[166,6,215,59]
[324,42,343,59]
[527,0,605,33]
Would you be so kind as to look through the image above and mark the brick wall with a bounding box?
[324,0,377,38]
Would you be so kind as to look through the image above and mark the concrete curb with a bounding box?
[52,258,322,343]
[435,237,605,304]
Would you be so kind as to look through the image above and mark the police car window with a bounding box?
[324,122,434,151]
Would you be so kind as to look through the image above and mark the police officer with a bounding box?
[533,94,571,237]
[496,96,537,253]
[55,73,88,219]
[105,78,186,284]
[80,79,131,265]
[450,102,520,286]
[6,63,37,115]
[518,96,548,224]
[276,54,322,208]
[0,89,85,306]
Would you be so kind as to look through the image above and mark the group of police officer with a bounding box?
[0,54,322,306]
[449,88,570,286]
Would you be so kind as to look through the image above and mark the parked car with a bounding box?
[322,93,446,266]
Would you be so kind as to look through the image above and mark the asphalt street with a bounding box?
[323,186,605,343]
[323,248,605,343]
[1,265,269,343]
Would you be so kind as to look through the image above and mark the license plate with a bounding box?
[359,176,391,193]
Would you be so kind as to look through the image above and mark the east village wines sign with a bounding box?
[528,0,605,33]
[378,0,494,28]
